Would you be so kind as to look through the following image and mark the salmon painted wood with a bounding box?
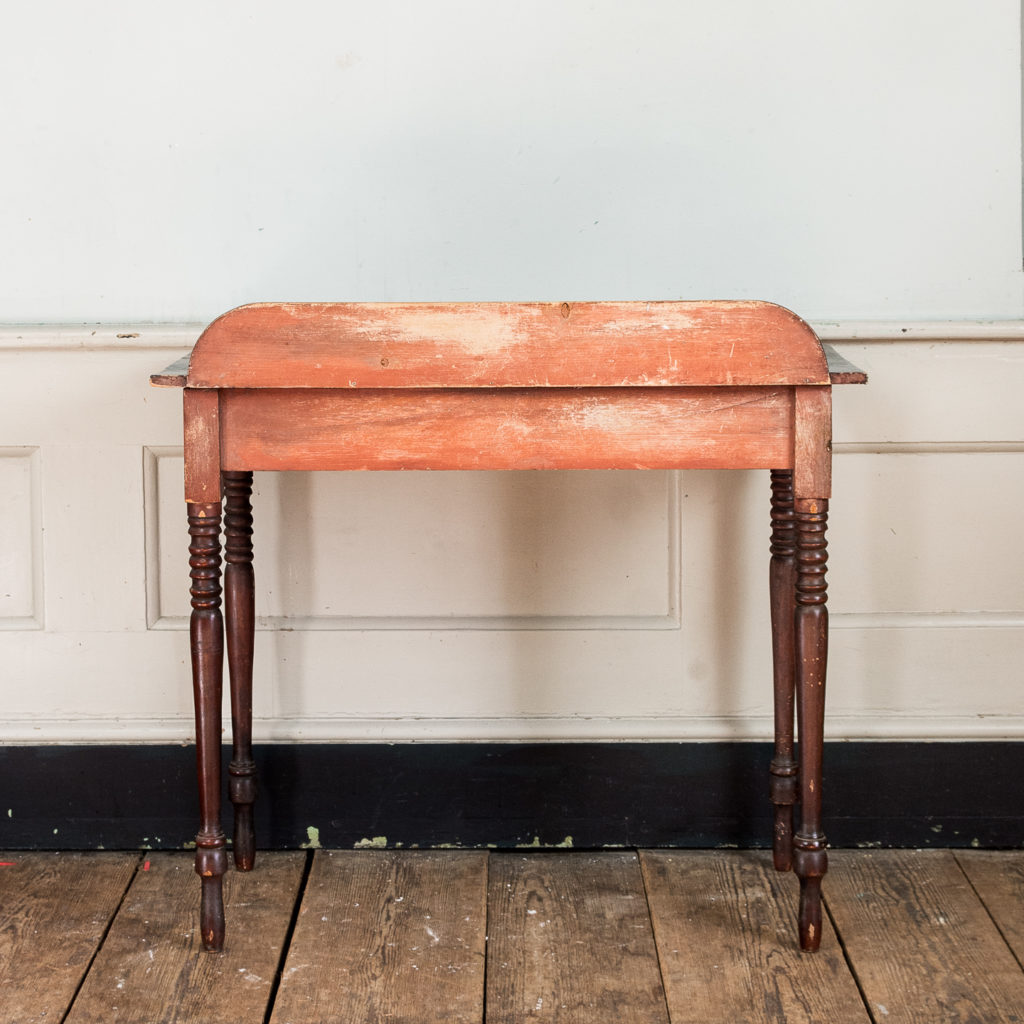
[150,299,866,957]
[167,301,831,390]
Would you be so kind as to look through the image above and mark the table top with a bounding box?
[151,301,867,390]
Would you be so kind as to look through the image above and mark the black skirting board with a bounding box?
[0,742,1021,851]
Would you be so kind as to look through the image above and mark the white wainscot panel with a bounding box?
[148,451,680,629]
[830,340,1024,444]
[0,448,42,628]
[829,452,1024,617]
[828,625,1024,738]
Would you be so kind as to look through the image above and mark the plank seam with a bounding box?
[821,890,877,1023]
[58,853,144,1024]
[262,848,316,1024]
[636,850,674,1024]
[482,851,492,1024]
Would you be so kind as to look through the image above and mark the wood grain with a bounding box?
[0,852,138,1024]
[269,850,487,1024]
[640,851,868,1024]
[186,301,830,390]
[65,852,306,1024]
[793,386,832,498]
[956,851,1024,965]
[155,339,867,390]
[486,852,668,1024]
[220,386,794,473]
[826,850,1024,1023]
[182,388,220,503]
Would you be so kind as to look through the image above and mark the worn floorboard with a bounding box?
[640,850,869,1024]
[486,851,669,1024]
[0,851,138,1024]
[4,849,1024,1023]
[956,851,1024,968]
[268,850,488,1024]
[65,851,306,1024]
[826,850,1024,1023]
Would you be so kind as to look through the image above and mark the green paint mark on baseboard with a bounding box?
[515,835,574,849]
[354,835,387,849]
[302,826,322,849]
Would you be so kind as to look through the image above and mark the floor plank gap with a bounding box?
[827,850,1024,1024]
[636,849,676,1024]
[821,888,878,1024]
[955,850,1024,975]
[261,849,315,1024]
[269,849,488,1024]
[640,850,869,1024]
[58,853,145,1024]
[0,852,142,1024]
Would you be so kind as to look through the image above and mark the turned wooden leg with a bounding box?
[768,470,798,872]
[793,497,829,952]
[224,471,257,872]
[188,501,227,952]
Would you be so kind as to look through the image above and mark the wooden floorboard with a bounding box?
[956,851,1024,967]
[0,851,138,1024]
[640,850,870,1024]
[5,849,1024,1023]
[826,850,1024,1023]
[486,851,668,1023]
[268,850,487,1024]
[65,851,306,1024]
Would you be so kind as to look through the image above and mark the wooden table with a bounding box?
[152,300,866,953]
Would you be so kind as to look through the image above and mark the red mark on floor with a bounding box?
[143,860,151,871]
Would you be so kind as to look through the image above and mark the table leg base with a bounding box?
[768,759,798,872]
[793,842,828,951]
[232,810,255,872]
[229,760,258,871]
[195,841,227,952]
[199,876,226,952]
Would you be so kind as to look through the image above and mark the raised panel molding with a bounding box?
[828,449,1024,625]
[0,447,42,629]
[3,323,1022,742]
[145,447,682,631]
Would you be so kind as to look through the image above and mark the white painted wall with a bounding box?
[1,2,1022,742]
[4,0,1021,320]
